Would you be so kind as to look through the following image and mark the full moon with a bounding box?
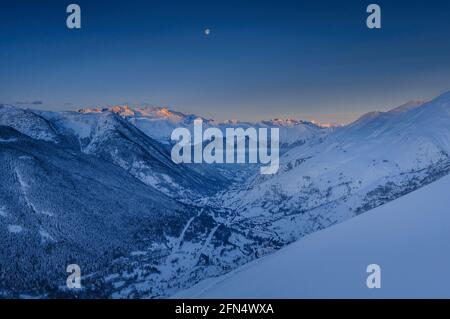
[204,28,211,36]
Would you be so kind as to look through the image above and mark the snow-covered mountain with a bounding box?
[28,107,227,201]
[78,105,330,150]
[78,105,207,145]
[216,94,450,246]
[1,91,450,298]
[0,125,201,297]
[91,92,450,298]
[175,170,450,298]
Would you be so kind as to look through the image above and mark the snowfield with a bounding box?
[175,172,450,299]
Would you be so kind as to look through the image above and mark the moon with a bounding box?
[204,28,211,36]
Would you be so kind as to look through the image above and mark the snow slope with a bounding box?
[32,108,228,200]
[0,105,59,142]
[175,172,450,299]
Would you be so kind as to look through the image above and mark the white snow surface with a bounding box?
[175,172,450,299]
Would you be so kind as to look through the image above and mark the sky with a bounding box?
[1,0,450,124]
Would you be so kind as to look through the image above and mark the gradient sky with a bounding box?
[1,0,450,123]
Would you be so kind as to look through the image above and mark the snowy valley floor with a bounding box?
[174,173,450,299]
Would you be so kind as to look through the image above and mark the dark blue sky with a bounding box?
[1,0,450,123]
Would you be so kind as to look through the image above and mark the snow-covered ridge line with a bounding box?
[74,104,333,147]
[77,104,333,128]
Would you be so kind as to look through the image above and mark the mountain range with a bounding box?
[1,91,449,298]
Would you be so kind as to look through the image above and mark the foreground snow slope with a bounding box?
[175,172,450,298]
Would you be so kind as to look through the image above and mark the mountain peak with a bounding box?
[110,105,135,117]
[264,118,303,127]
[78,105,192,122]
